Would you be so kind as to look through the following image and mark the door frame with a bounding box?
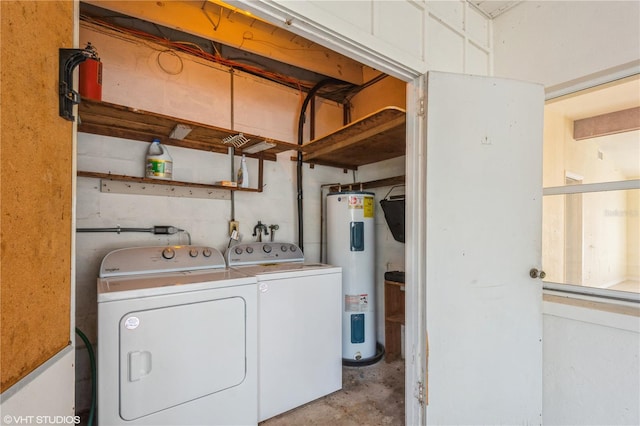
[230,1,427,424]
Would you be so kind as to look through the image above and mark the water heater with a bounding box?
[327,191,376,361]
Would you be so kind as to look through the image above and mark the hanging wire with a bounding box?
[201,1,222,31]
[156,49,184,75]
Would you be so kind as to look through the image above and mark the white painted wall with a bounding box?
[543,300,640,425]
[493,1,640,88]
[494,2,640,424]
[0,349,76,425]
[425,1,492,75]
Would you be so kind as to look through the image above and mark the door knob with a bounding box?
[529,268,546,279]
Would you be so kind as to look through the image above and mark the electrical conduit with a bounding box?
[296,79,338,251]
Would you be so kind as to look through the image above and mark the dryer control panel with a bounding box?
[99,245,225,277]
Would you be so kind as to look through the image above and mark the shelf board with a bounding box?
[385,314,405,324]
[77,171,261,193]
[77,99,299,161]
[302,106,406,168]
[329,175,405,192]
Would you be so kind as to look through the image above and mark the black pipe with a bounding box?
[296,79,338,251]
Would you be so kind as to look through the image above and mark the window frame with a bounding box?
[543,68,640,304]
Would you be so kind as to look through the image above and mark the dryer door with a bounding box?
[119,296,247,420]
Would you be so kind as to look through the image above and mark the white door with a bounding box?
[422,71,544,424]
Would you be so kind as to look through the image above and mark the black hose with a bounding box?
[75,328,96,426]
[296,79,339,251]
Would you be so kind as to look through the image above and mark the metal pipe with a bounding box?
[229,146,235,220]
[76,225,184,235]
[230,69,236,222]
[76,227,151,233]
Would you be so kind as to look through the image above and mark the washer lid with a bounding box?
[232,262,341,279]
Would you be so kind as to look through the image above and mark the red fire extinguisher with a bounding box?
[79,42,102,101]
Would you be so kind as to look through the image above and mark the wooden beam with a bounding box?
[573,106,640,140]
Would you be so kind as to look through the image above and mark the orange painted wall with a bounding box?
[1,0,74,391]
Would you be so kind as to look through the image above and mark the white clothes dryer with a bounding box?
[226,242,342,422]
[97,245,257,426]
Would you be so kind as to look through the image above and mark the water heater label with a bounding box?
[348,195,362,209]
[347,195,374,218]
[345,294,369,312]
[364,197,374,218]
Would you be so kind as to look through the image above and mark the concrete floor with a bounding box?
[261,359,405,426]
[80,359,405,426]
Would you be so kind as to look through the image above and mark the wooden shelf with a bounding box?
[77,99,299,161]
[78,100,406,172]
[329,175,405,192]
[386,314,405,324]
[384,279,405,363]
[77,171,262,192]
[302,107,406,169]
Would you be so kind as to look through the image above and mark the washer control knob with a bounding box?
[189,249,199,258]
[202,248,212,257]
[281,245,288,252]
[263,244,272,253]
[246,246,254,254]
[290,245,297,252]
[234,247,243,255]
[162,247,175,260]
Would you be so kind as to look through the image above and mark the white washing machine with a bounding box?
[97,245,257,426]
[226,242,342,422]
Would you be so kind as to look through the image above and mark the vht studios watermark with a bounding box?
[604,209,639,217]
[3,415,80,425]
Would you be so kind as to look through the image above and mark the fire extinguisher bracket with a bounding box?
[58,43,99,122]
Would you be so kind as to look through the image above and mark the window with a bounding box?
[542,75,640,299]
